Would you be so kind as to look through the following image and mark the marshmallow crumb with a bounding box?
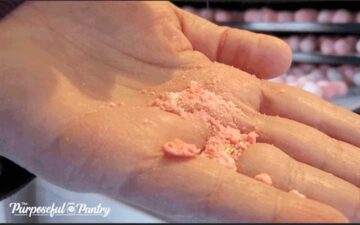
[155,81,258,170]
[289,189,306,198]
[163,138,201,157]
[254,173,273,185]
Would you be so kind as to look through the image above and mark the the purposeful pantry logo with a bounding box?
[9,202,111,218]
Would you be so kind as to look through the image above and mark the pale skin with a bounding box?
[0,1,359,222]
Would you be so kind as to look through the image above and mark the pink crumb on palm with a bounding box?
[289,189,306,198]
[163,138,201,157]
[154,81,258,171]
[254,173,273,185]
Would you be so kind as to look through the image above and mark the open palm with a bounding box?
[0,1,359,222]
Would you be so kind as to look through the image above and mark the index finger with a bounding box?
[261,81,360,147]
[173,4,292,78]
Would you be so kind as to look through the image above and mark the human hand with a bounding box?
[0,1,359,222]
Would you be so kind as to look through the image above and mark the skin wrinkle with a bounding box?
[228,31,263,73]
[32,106,101,157]
[282,154,296,191]
[254,35,266,63]
[96,163,117,194]
[37,128,84,190]
[215,27,230,63]
[234,107,258,132]
[259,82,289,117]
[21,5,126,98]
[201,163,225,220]
[232,35,245,70]
[172,5,186,41]
[286,160,296,190]
[116,156,192,218]
[63,138,98,187]
[162,4,193,54]
[333,141,360,186]
[317,138,337,172]
[317,102,344,132]
[239,83,263,111]
[28,3,211,94]
[32,103,124,188]
[47,106,174,193]
[116,148,231,222]
[334,141,347,172]
[271,190,282,222]
[259,81,269,115]
[113,158,151,196]
[30,3,187,71]
[258,84,270,116]
[116,155,163,191]
[290,162,306,192]
[94,139,128,194]
[41,20,158,74]
[301,96,324,130]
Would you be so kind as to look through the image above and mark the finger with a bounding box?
[173,5,292,78]
[149,65,360,187]
[254,113,360,186]
[261,81,360,147]
[124,153,347,223]
[237,143,360,221]
[37,106,346,222]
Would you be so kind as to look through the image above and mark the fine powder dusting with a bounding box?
[152,81,258,171]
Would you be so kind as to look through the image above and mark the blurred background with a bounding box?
[176,0,360,111]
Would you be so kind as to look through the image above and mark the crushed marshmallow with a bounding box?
[153,81,258,170]
[163,138,201,157]
[254,173,273,185]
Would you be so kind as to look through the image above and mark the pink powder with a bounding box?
[289,189,306,198]
[254,173,273,185]
[153,81,258,171]
[163,138,201,157]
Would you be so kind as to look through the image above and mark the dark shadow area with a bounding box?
[0,157,35,201]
